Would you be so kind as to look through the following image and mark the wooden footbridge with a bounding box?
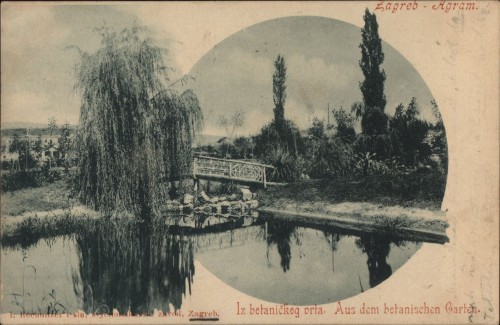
[193,155,275,187]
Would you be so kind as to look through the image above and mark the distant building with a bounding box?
[1,127,75,167]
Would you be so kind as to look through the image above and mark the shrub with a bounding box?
[1,166,66,192]
[304,135,356,179]
[264,147,304,183]
[1,171,44,192]
[2,160,13,170]
[253,119,304,158]
[389,99,431,166]
[355,133,393,161]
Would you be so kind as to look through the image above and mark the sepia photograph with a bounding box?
[1,2,498,324]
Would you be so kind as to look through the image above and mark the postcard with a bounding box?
[1,1,498,324]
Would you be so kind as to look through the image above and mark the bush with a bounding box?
[2,160,13,170]
[354,133,393,161]
[1,171,44,192]
[253,119,304,158]
[310,138,356,178]
[1,168,62,192]
[389,99,431,166]
[264,147,304,183]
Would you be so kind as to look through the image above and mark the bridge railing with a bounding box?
[193,155,274,187]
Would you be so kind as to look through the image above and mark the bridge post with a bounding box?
[263,166,267,188]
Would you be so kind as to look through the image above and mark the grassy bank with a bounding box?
[1,213,97,249]
[257,173,448,238]
[258,172,446,211]
[1,172,448,241]
[1,180,74,217]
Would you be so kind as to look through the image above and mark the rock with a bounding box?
[247,200,259,209]
[228,194,238,201]
[240,188,252,202]
[166,200,181,206]
[249,211,259,219]
[242,216,254,227]
[162,204,180,213]
[210,196,220,204]
[203,206,212,213]
[252,192,258,200]
[198,191,211,203]
[183,194,194,205]
[178,216,195,227]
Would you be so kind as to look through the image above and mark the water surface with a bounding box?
[1,214,423,315]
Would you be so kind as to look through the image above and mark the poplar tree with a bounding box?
[273,55,287,127]
[359,9,387,135]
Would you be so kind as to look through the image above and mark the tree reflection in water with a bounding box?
[1,214,424,313]
[355,235,395,288]
[73,219,194,315]
[265,220,298,272]
[323,231,342,273]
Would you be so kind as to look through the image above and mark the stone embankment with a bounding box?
[160,188,259,216]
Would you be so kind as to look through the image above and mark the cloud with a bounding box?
[191,47,275,136]
[284,55,362,129]
[2,91,49,122]
[288,55,357,94]
[2,6,70,55]
[1,90,79,126]
[192,49,366,135]
[203,48,274,86]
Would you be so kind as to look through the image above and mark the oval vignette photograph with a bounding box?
[189,15,449,305]
[1,6,450,317]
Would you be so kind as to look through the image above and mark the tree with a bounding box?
[425,100,448,172]
[32,137,43,164]
[48,117,58,136]
[254,55,303,159]
[359,9,387,135]
[217,110,245,139]
[58,123,73,169]
[307,117,327,141]
[73,25,202,217]
[44,138,57,168]
[273,55,287,127]
[217,109,246,157]
[303,117,356,179]
[332,108,356,142]
[253,119,303,158]
[8,134,38,170]
[389,98,431,165]
[233,136,253,158]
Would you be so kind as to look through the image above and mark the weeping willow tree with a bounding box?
[73,25,202,218]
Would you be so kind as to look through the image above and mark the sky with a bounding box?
[1,5,436,136]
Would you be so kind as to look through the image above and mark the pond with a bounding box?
[1,214,429,315]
